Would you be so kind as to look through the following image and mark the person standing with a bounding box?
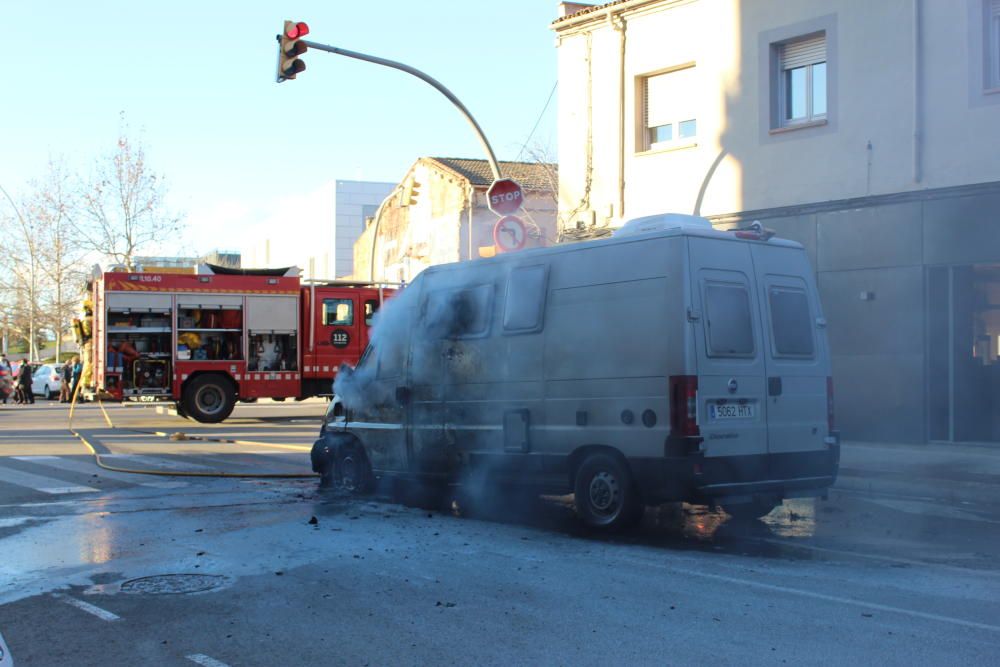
[17,360,35,405]
[69,356,83,401]
[0,354,11,404]
[59,360,72,403]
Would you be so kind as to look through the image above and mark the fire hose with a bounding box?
[67,383,317,479]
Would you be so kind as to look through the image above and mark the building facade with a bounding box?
[334,180,396,278]
[553,0,1000,443]
[353,158,558,284]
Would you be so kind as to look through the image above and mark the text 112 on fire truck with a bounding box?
[83,264,397,422]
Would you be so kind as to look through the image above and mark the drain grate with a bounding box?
[120,574,230,595]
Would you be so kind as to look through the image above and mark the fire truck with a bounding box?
[86,264,396,423]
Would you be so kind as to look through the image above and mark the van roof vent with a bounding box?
[613,213,713,237]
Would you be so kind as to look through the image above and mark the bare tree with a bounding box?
[30,160,86,361]
[77,115,182,270]
[0,184,44,360]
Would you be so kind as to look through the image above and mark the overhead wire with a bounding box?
[515,81,558,162]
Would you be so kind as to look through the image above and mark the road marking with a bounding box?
[53,594,120,621]
[660,563,1000,633]
[0,627,12,665]
[100,454,215,471]
[0,466,98,495]
[11,456,189,489]
[755,537,1000,579]
[186,654,231,667]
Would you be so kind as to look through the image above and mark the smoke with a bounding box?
[333,263,499,413]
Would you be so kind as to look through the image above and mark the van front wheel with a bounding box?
[574,453,644,531]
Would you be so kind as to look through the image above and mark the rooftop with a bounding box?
[426,157,557,192]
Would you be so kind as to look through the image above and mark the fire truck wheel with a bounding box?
[175,402,189,419]
[183,374,236,424]
[337,443,374,495]
[573,452,644,531]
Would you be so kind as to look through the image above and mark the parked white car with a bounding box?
[32,364,64,399]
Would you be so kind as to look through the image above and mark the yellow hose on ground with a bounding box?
[67,383,316,479]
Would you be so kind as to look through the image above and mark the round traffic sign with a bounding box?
[486,178,524,216]
[493,215,527,252]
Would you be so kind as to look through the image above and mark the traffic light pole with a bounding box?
[300,40,502,181]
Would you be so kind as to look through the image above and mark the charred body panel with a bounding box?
[332,216,839,528]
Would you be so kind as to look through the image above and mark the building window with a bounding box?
[640,64,697,151]
[775,34,827,127]
[989,0,1000,89]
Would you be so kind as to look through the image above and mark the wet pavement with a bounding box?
[1,400,999,665]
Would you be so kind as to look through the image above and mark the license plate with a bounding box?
[710,403,755,420]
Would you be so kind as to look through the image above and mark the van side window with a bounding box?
[704,282,755,357]
[323,299,354,326]
[423,284,493,339]
[503,265,547,333]
[768,286,815,357]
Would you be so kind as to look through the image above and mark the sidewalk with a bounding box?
[836,439,1000,508]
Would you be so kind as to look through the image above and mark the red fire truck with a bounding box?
[87,265,396,422]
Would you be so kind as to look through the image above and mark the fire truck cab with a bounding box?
[89,265,395,423]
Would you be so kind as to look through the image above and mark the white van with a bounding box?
[313,213,840,530]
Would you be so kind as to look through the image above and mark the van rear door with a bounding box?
[750,244,829,469]
[687,238,769,482]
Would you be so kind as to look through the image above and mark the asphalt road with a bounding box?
[0,399,998,666]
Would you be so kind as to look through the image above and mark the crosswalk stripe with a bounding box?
[0,465,99,494]
[100,454,215,471]
[11,456,188,489]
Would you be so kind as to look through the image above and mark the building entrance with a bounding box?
[928,265,1000,443]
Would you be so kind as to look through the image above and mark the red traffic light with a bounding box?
[285,22,309,39]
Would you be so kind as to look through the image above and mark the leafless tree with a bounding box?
[76,115,183,270]
[0,183,44,360]
[30,160,86,361]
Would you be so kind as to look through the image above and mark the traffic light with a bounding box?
[276,20,309,82]
[407,180,421,206]
[400,179,421,206]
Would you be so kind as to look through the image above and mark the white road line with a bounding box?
[53,594,120,621]
[0,627,12,665]
[11,456,189,489]
[755,537,1000,579]
[100,454,214,471]
[661,563,1000,633]
[186,654,231,667]
[0,466,98,495]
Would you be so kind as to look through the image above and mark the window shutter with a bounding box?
[645,66,696,128]
[781,34,825,70]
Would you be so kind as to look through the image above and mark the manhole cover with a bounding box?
[120,574,230,595]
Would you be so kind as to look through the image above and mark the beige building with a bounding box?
[553,0,1000,444]
[353,158,558,284]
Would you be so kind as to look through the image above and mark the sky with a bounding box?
[0,1,560,262]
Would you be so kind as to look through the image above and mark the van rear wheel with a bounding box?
[573,453,644,531]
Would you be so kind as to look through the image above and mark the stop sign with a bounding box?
[486,178,524,216]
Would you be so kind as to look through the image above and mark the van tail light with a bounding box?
[826,376,835,433]
[670,375,700,437]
